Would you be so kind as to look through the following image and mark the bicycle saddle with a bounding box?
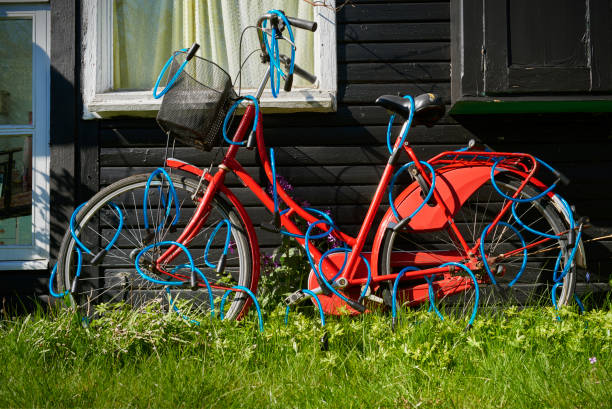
[375,93,445,127]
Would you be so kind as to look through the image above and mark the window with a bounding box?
[0,4,50,270]
[82,0,337,118]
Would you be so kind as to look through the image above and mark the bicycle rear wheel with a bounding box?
[56,173,254,321]
[381,173,582,318]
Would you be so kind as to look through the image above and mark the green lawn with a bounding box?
[0,303,610,408]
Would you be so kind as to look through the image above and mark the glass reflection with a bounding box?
[0,18,33,126]
[0,135,32,245]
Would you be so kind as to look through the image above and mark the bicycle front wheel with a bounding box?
[56,173,254,321]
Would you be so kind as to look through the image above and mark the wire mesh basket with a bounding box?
[156,51,237,151]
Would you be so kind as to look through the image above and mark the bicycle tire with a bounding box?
[56,173,253,321]
[380,173,581,319]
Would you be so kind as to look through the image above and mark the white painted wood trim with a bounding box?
[0,5,50,265]
[87,89,335,118]
[82,0,338,118]
[314,0,337,111]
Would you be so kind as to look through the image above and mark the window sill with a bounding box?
[83,89,337,119]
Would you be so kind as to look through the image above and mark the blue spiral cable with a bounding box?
[262,10,295,98]
[219,286,264,332]
[317,247,350,283]
[552,282,585,318]
[424,274,444,321]
[69,202,92,255]
[222,95,260,146]
[438,262,480,327]
[166,264,215,320]
[48,264,66,298]
[479,221,528,286]
[285,289,326,327]
[386,95,415,154]
[134,241,194,286]
[270,147,278,215]
[552,230,583,283]
[203,219,232,270]
[391,266,421,326]
[391,263,478,328]
[278,207,336,239]
[69,201,123,263]
[388,160,436,222]
[48,248,82,298]
[490,157,560,203]
[165,287,200,325]
[314,246,371,301]
[143,168,180,232]
[152,48,189,99]
[304,220,371,305]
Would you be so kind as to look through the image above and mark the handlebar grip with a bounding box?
[553,169,571,186]
[286,16,317,32]
[185,42,200,61]
[283,74,294,92]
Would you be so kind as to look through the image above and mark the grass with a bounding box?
[0,302,610,408]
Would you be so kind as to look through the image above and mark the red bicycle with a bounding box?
[56,11,586,325]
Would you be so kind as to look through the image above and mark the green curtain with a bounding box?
[113,0,314,91]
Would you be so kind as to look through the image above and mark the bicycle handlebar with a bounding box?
[256,11,317,92]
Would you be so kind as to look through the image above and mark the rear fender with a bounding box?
[371,165,552,277]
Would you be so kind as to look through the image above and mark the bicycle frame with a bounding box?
[155,101,564,314]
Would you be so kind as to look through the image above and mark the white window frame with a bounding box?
[0,4,50,270]
[81,0,337,119]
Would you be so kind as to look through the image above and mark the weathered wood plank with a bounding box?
[100,144,463,167]
[339,42,450,63]
[339,82,450,104]
[100,124,469,149]
[339,3,449,23]
[339,22,450,43]
[339,62,450,83]
[50,0,77,257]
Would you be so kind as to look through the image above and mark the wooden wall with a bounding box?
[4,0,609,308]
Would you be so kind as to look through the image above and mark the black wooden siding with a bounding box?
[4,0,606,308]
[95,0,611,284]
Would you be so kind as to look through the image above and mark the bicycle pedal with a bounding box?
[365,294,384,304]
[260,220,281,233]
[284,289,307,306]
[320,331,329,352]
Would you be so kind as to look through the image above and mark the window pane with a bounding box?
[0,134,32,246]
[113,0,314,91]
[0,18,32,126]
